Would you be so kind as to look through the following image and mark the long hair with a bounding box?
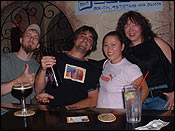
[116,11,156,49]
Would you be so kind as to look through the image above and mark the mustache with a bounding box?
[22,45,36,54]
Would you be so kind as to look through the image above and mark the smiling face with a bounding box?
[74,30,93,54]
[124,18,143,45]
[20,29,40,54]
[103,35,125,64]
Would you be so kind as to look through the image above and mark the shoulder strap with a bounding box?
[103,59,109,69]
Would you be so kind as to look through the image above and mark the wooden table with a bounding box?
[1,103,174,130]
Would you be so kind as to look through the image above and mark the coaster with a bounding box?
[97,113,116,122]
[14,110,35,117]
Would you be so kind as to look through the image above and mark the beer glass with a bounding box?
[11,82,35,117]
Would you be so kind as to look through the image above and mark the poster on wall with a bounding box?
[75,1,163,15]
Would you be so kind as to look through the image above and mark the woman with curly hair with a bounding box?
[116,11,174,110]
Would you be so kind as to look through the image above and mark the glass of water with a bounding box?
[123,85,142,123]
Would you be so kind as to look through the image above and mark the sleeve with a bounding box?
[159,46,174,92]
[87,64,101,92]
[1,55,9,83]
[124,64,143,84]
[88,58,106,74]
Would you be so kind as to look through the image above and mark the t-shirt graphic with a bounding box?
[64,64,86,83]
[101,73,116,82]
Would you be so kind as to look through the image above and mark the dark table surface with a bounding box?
[1,103,174,130]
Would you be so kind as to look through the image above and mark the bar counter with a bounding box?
[1,103,174,130]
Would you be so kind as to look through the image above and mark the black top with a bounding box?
[124,38,174,92]
[88,58,106,73]
[45,52,101,106]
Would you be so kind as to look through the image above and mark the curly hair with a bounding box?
[116,11,156,48]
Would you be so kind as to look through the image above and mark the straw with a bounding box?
[126,71,149,108]
[51,67,59,87]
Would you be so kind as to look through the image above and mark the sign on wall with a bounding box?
[75,1,163,15]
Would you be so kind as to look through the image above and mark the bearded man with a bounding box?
[1,24,41,104]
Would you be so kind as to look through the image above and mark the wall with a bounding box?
[56,1,174,60]
[1,1,174,60]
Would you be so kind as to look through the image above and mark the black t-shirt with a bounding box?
[88,58,106,74]
[45,52,101,106]
[124,38,174,92]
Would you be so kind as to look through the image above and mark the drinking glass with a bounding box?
[123,85,142,123]
[11,82,35,117]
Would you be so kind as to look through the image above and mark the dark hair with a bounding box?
[102,31,125,58]
[102,31,124,47]
[72,25,98,56]
[116,11,156,48]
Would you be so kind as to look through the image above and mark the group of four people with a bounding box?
[1,11,174,110]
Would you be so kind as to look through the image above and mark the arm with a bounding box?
[154,37,172,63]
[131,76,149,103]
[1,64,35,96]
[34,68,48,94]
[35,56,56,94]
[66,88,98,109]
[154,37,174,110]
[1,79,20,96]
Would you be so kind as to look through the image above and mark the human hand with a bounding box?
[163,91,174,110]
[18,64,35,85]
[36,93,54,103]
[41,56,56,70]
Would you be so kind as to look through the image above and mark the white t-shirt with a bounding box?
[97,58,142,109]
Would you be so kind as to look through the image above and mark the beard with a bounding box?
[22,44,36,54]
[75,44,87,53]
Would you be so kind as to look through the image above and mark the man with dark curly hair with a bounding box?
[116,11,174,110]
[34,25,101,109]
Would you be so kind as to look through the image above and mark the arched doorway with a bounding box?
[1,1,74,62]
